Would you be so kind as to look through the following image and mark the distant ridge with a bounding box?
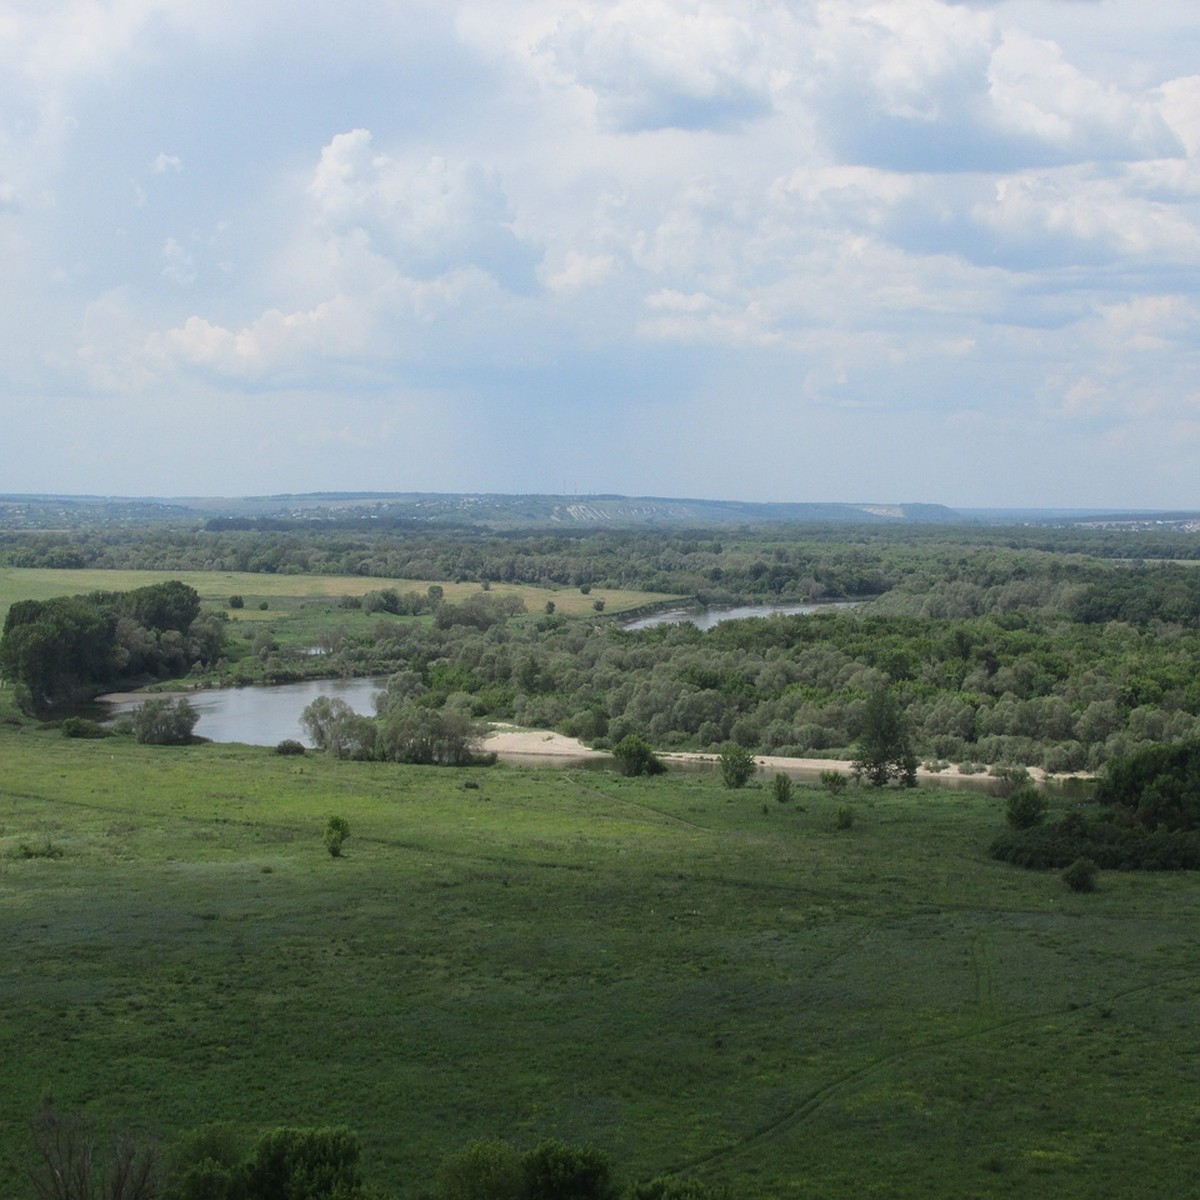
[3,492,1198,532]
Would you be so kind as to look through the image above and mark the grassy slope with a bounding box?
[2,722,1198,1197]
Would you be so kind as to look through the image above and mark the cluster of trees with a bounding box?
[0,582,225,713]
[301,684,493,767]
[992,740,1200,871]
[26,1106,726,1200]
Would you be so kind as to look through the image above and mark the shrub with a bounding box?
[324,816,350,858]
[719,742,756,788]
[131,697,199,745]
[436,1138,524,1200]
[241,1126,364,1200]
[1005,785,1048,830]
[274,738,306,756]
[228,595,244,609]
[771,772,793,804]
[820,770,847,796]
[835,805,854,830]
[61,716,111,739]
[522,1141,618,1200]
[593,598,606,612]
[1062,857,1098,893]
[630,1178,730,1200]
[15,841,64,860]
[612,734,666,777]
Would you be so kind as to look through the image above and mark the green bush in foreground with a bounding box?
[718,743,756,789]
[1005,785,1048,830]
[771,772,793,804]
[612,734,666,777]
[61,715,111,739]
[1063,857,1099,893]
[324,816,350,858]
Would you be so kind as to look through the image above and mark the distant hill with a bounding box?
[179,493,973,528]
[3,492,1198,532]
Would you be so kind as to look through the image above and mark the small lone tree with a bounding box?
[852,687,917,787]
[771,772,793,804]
[324,816,350,858]
[719,743,756,788]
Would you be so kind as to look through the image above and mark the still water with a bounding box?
[621,599,859,631]
[104,676,386,748]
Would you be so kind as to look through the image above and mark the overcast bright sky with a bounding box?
[3,0,1200,508]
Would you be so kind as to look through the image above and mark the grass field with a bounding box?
[0,568,679,624]
[2,721,1198,1197]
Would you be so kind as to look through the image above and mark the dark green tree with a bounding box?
[852,687,917,787]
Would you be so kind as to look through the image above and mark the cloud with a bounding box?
[151,152,183,174]
[307,129,538,290]
[811,0,1181,171]
[541,1,781,132]
[160,237,195,285]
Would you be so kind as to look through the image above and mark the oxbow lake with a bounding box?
[103,676,386,748]
[102,601,862,749]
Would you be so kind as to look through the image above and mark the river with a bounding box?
[620,599,860,630]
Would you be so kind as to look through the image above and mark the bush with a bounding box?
[275,738,306,756]
[436,1138,524,1200]
[131,697,199,745]
[820,770,847,796]
[324,816,350,858]
[771,772,793,804]
[1005,785,1048,830]
[612,734,666,777]
[835,805,854,830]
[62,716,111,739]
[522,1141,618,1200]
[1062,857,1098,893]
[719,742,756,788]
[241,1126,364,1200]
[228,595,244,609]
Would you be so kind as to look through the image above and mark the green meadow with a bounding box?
[0,567,676,626]
[2,718,1198,1197]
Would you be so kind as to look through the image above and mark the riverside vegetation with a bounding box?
[4,515,1200,1195]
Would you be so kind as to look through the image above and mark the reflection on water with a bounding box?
[103,676,386,748]
[621,600,860,631]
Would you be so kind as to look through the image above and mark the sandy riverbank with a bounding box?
[482,725,1050,787]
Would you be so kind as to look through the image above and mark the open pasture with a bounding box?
[0,567,677,624]
[2,726,1198,1197]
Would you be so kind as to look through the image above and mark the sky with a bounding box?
[2,0,1200,509]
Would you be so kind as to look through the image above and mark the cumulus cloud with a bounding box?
[307,129,538,289]
[541,0,782,132]
[811,0,1182,171]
